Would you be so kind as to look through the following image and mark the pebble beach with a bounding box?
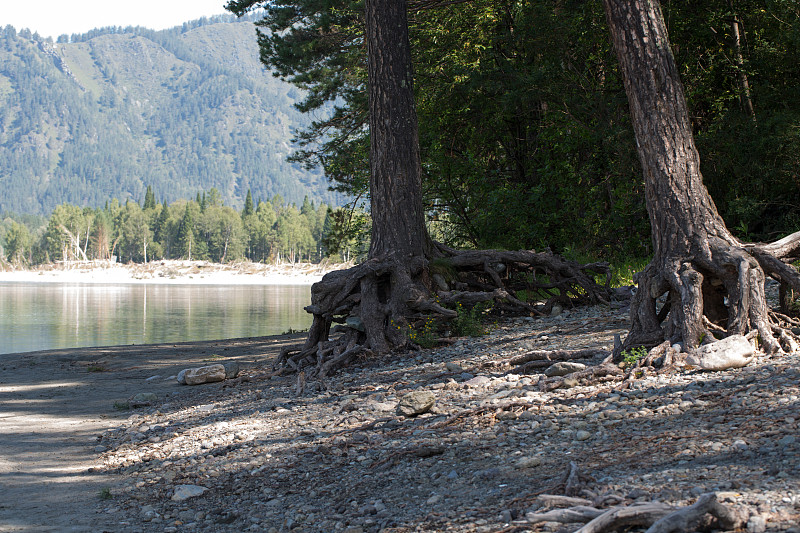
[88,304,800,532]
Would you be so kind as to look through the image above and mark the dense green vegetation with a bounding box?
[0,15,341,216]
[0,188,369,266]
[242,0,800,261]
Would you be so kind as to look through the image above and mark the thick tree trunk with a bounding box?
[274,0,615,379]
[365,0,431,259]
[603,0,800,357]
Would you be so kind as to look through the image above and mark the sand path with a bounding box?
[0,334,303,532]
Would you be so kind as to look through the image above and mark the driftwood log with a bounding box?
[525,492,749,533]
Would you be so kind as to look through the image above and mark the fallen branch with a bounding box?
[538,363,624,392]
[525,506,605,526]
[525,492,750,533]
[645,492,748,533]
[563,461,582,497]
[537,495,594,508]
[574,502,675,533]
[490,348,609,372]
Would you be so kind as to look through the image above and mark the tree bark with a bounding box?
[603,0,800,356]
[365,0,432,259]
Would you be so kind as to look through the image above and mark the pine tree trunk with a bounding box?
[603,0,800,355]
[727,2,755,118]
[365,0,431,259]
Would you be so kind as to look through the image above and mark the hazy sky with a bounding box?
[2,0,231,39]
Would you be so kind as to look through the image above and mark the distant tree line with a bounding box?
[0,187,370,267]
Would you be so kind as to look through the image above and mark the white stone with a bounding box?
[685,335,754,371]
[182,364,226,385]
[544,362,586,377]
[171,484,207,501]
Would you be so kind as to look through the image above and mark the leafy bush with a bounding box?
[621,346,647,366]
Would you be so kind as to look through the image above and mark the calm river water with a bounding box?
[0,283,313,355]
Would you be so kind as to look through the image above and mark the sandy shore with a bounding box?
[0,260,344,286]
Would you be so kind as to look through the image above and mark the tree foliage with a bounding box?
[227,0,800,263]
[1,189,350,266]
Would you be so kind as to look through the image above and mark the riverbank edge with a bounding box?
[0,259,349,285]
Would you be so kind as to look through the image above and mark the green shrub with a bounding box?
[621,346,647,366]
[451,302,489,337]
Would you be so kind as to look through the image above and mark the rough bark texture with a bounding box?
[727,1,756,118]
[365,0,430,260]
[603,0,800,358]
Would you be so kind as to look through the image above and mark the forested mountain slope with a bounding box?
[0,16,338,215]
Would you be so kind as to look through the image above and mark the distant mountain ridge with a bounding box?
[0,15,339,215]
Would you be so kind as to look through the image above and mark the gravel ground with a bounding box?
[92,304,800,533]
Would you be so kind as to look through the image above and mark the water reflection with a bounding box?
[0,283,313,355]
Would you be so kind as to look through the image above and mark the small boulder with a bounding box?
[129,392,158,407]
[171,484,208,501]
[182,364,226,385]
[685,335,754,371]
[223,361,240,379]
[544,362,586,377]
[397,390,435,417]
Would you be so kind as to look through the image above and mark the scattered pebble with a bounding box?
[94,303,800,532]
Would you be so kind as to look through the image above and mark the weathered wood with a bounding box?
[539,363,624,392]
[506,349,609,368]
[645,493,748,533]
[563,461,582,497]
[536,495,594,508]
[525,506,604,525]
[574,502,674,533]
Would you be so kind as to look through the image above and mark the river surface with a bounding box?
[0,283,313,355]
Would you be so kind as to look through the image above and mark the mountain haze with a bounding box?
[0,16,338,215]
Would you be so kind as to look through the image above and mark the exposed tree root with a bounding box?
[277,247,612,377]
[538,363,624,392]
[620,231,800,361]
[645,493,749,533]
[486,348,610,375]
[524,492,748,533]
